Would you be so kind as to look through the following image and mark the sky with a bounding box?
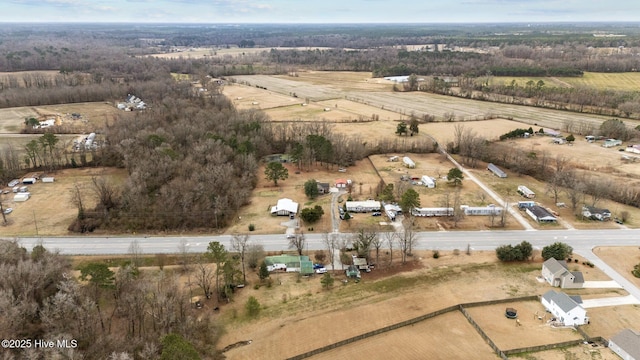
[1,0,639,24]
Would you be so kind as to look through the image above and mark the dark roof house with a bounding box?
[526,205,557,223]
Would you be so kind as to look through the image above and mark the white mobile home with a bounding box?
[460,205,502,216]
[41,177,55,183]
[517,185,535,199]
[14,193,30,202]
[412,207,453,217]
[421,175,436,188]
[403,156,415,168]
[487,163,507,178]
[346,200,381,213]
[603,139,622,148]
[22,177,37,184]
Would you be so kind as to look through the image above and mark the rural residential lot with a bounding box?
[3,69,640,360]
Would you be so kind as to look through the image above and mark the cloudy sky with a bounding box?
[2,0,639,23]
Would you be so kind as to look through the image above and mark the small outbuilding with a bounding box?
[317,182,330,195]
[609,329,640,360]
[542,258,584,289]
[270,198,299,216]
[335,179,348,189]
[487,163,507,178]
[541,290,589,326]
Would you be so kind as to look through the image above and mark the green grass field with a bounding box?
[492,71,640,91]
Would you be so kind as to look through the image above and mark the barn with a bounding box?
[270,198,299,216]
[541,290,589,326]
[487,163,507,178]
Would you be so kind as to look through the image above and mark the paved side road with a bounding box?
[575,248,640,304]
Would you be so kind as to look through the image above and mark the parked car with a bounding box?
[338,168,346,172]
[614,217,624,225]
[315,267,327,274]
[371,212,382,216]
[313,263,325,270]
[3,208,13,215]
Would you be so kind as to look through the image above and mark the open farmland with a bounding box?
[229,72,640,133]
[492,72,640,92]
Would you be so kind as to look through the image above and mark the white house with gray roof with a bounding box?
[541,290,589,326]
[609,329,640,360]
[542,258,584,289]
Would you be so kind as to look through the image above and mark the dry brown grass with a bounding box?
[216,248,639,359]
[0,167,127,236]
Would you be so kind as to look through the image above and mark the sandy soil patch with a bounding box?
[0,167,127,236]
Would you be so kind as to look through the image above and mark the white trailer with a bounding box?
[14,193,30,202]
[42,177,55,183]
[421,175,436,188]
[412,207,453,217]
[517,185,535,199]
[22,177,37,184]
[403,156,415,168]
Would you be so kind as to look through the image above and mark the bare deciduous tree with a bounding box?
[231,233,250,284]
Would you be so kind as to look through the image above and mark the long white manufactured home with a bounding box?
[460,205,502,216]
[421,175,436,188]
[346,200,381,213]
[603,139,622,148]
[517,185,535,199]
[412,207,453,217]
[487,163,507,178]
